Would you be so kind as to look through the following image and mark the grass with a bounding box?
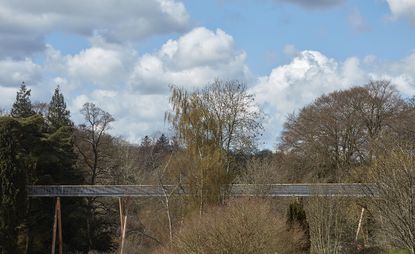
[389,249,410,254]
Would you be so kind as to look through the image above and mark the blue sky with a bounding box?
[0,0,414,149]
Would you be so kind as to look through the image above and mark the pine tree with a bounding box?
[10,82,35,118]
[0,117,27,253]
[47,86,72,130]
[155,133,169,152]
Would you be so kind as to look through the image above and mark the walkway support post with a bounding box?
[355,207,365,242]
[51,197,63,254]
[119,197,130,254]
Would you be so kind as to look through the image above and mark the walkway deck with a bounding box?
[27,183,377,197]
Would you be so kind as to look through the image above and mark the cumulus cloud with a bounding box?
[252,49,415,147]
[272,0,345,9]
[44,37,137,88]
[0,86,18,111]
[70,90,169,142]
[387,0,415,26]
[0,0,190,57]
[128,27,250,94]
[0,58,42,86]
[41,27,249,142]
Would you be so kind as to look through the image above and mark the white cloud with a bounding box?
[0,58,42,86]
[0,86,18,110]
[387,0,415,26]
[0,0,190,57]
[44,38,137,88]
[45,27,249,142]
[70,90,169,142]
[252,49,415,147]
[128,27,250,94]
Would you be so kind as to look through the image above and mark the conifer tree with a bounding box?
[155,133,169,152]
[10,82,35,118]
[47,86,72,130]
[0,117,26,253]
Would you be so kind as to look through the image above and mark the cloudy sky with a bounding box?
[1,0,415,149]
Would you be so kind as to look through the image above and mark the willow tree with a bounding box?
[166,80,263,213]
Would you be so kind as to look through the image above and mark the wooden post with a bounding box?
[119,198,126,254]
[119,197,130,254]
[120,214,128,254]
[51,198,58,254]
[51,197,63,254]
[119,198,124,232]
[57,197,63,254]
[355,207,365,241]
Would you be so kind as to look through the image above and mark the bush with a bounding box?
[156,198,306,254]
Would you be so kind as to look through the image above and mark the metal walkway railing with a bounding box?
[27,183,377,197]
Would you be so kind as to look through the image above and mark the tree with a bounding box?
[47,86,72,130]
[0,117,26,253]
[366,148,415,253]
[75,102,115,251]
[10,82,35,118]
[155,134,170,153]
[166,80,264,212]
[280,80,402,181]
[76,102,114,185]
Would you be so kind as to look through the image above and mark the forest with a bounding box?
[1,79,415,254]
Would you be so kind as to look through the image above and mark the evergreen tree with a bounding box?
[155,133,169,152]
[0,117,27,253]
[287,199,311,253]
[140,135,152,147]
[47,86,72,130]
[10,82,35,118]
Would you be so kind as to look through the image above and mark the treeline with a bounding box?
[1,80,415,253]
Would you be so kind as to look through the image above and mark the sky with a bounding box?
[0,0,415,149]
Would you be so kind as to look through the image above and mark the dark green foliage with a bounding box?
[11,82,35,118]
[7,104,87,253]
[47,86,73,130]
[0,117,27,253]
[155,133,169,152]
[287,199,311,253]
[287,199,307,227]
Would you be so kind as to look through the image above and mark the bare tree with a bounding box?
[280,80,403,181]
[366,147,415,253]
[32,102,49,116]
[76,102,114,185]
[156,199,306,254]
[74,102,115,250]
[305,196,358,254]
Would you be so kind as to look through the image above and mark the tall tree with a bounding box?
[75,102,115,251]
[76,102,114,185]
[279,80,403,181]
[10,83,35,118]
[47,86,72,130]
[0,117,27,253]
[166,80,264,212]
